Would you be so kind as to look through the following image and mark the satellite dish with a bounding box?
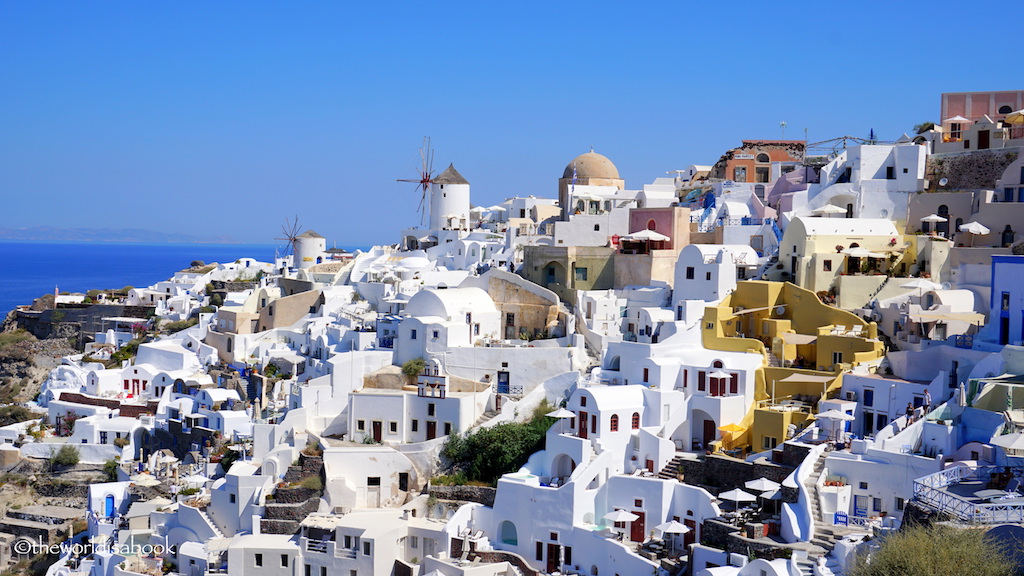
[941,282,951,290]
[775,306,786,315]
[939,178,949,187]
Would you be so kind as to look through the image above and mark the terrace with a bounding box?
[913,465,1024,524]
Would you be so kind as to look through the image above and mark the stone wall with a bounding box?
[273,486,319,504]
[427,485,497,507]
[678,454,793,491]
[773,443,813,468]
[929,149,1019,190]
[35,482,89,500]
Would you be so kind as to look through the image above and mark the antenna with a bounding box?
[397,137,436,226]
[780,121,787,139]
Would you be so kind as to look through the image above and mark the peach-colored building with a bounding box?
[941,90,1024,123]
[708,140,806,185]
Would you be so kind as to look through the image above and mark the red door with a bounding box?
[578,412,588,439]
[630,511,646,542]
[703,420,716,449]
[426,421,437,440]
[684,519,696,547]
[372,421,382,443]
[646,459,655,473]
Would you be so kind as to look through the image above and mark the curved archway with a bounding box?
[499,520,518,545]
[756,153,770,163]
[607,356,621,371]
[647,219,657,231]
[551,453,576,477]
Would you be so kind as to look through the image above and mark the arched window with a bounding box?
[647,219,657,230]
[756,153,770,163]
[999,105,1013,114]
[499,521,518,545]
[610,414,619,432]
[712,360,724,368]
[632,412,640,429]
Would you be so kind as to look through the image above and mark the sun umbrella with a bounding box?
[901,278,942,295]
[719,488,757,502]
[745,478,781,493]
[182,474,210,486]
[623,229,670,242]
[959,221,990,246]
[991,432,1024,452]
[1005,109,1024,139]
[841,247,886,258]
[132,475,161,487]
[816,410,855,421]
[943,115,971,124]
[604,509,639,523]
[655,520,691,556]
[547,407,576,434]
[709,370,732,380]
[812,204,846,216]
[718,423,745,433]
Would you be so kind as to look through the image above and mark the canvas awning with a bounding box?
[781,333,817,345]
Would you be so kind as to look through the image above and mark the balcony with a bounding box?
[913,465,1024,524]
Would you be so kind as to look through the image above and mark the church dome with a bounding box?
[562,150,620,180]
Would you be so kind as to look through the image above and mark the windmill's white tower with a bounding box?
[293,230,326,269]
[430,164,470,231]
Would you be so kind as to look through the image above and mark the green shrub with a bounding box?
[401,357,426,383]
[52,445,80,467]
[164,318,199,333]
[103,459,119,482]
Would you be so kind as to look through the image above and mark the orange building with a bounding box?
[708,140,806,185]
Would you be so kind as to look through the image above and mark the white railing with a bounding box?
[913,465,1024,524]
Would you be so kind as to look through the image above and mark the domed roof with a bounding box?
[562,150,620,180]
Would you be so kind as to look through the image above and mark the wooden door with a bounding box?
[372,421,382,443]
[426,421,437,440]
[979,130,990,149]
[546,543,559,573]
[630,511,646,542]
[703,420,716,449]
[578,411,588,439]
[683,518,696,547]
[645,459,655,473]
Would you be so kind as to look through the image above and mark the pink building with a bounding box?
[941,90,1024,122]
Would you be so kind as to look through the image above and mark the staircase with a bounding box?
[794,451,856,576]
[767,352,782,368]
[657,455,686,480]
[197,507,225,539]
[471,410,499,428]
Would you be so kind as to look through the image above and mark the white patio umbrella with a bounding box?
[718,488,757,507]
[546,407,576,434]
[131,475,161,487]
[604,509,639,540]
[959,221,990,246]
[709,370,731,380]
[623,229,670,242]
[942,115,971,124]
[991,432,1024,452]
[745,478,781,493]
[901,278,942,295]
[811,204,846,217]
[655,520,691,556]
[182,474,211,486]
[841,246,886,258]
[816,410,856,442]
[921,214,948,223]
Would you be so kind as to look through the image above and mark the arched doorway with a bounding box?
[499,520,518,545]
[551,453,576,478]
[691,409,716,451]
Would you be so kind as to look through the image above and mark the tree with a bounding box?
[401,358,427,384]
[849,525,1017,576]
[913,121,936,135]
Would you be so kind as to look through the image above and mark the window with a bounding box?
[474,323,480,335]
[610,414,619,432]
[999,105,1013,114]
[872,498,882,512]
[389,421,397,433]
[859,482,868,490]
[357,420,366,431]
[581,396,587,407]
[444,422,452,435]
[1003,292,1011,311]
[685,266,695,280]
[410,329,417,340]
[506,313,515,325]
[565,546,572,564]
[230,493,236,503]
[896,497,905,511]
[305,564,311,576]
[591,414,597,433]
[763,436,777,449]
[632,412,640,429]
[594,224,600,231]
[734,166,747,182]
[886,166,895,179]
[863,389,874,407]
[698,371,706,391]
[432,330,439,339]
[268,306,274,317]
[466,313,472,324]
[411,535,419,548]
[281,555,289,568]
[100,432,108,444]
[368,476,381,486]
[536,541,544,561]
[643,368,649,382]
[321,567,327,576]
[832,351,843,365]
[411,419,419,432]
[550,531,558,541]
[428,403,435,416]
[877,414,888,430]
[363,541,371,556]
[575,267,588,282]
[755,166,769,183]
[255,554,263,567]
[705,271,712,281]
[823,259,832,272]
[756,153,770,163]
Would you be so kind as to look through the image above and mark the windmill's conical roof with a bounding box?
[297,230,324,239]
[433,164,469,185]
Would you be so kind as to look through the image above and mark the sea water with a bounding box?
[0,241,278,316]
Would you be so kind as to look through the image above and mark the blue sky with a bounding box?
[0,1,1008,246]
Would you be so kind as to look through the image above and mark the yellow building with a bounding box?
[701,280,885,452]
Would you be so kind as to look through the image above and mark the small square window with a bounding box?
[357,420,366,431]
[444,422,453,435]
[389,421,398,433]
[411,536,418,548]
[411,419,419,432]
[428,403,435,416]
[363,541,371,556]
[581,396,587,407]
[634,498,643,507]
[410,329,417,340]
[432,330,439,339]
[859,482,868,490]
[685,266,694,280]
[281,554,289,567]
[896,497,905,510]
